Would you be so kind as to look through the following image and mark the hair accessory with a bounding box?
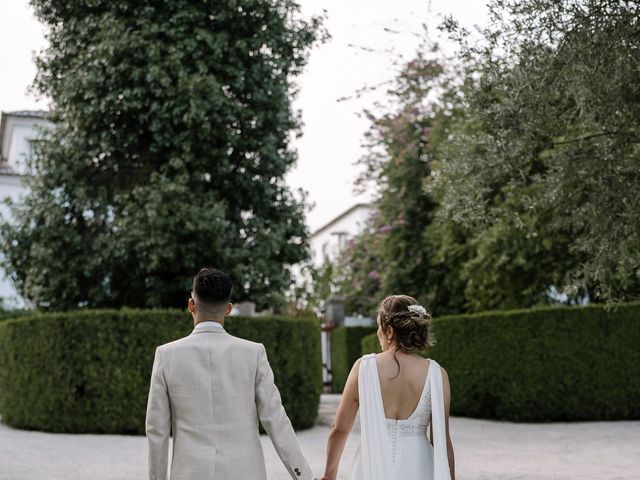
[408,304,427,316]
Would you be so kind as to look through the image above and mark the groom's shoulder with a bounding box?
[156,335,192,352]
[223,334,269,363]
[225,332,263,351]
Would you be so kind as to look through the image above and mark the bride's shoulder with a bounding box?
[430,360,450,385]
[430,359,448,374]
[352,355,366,369]
[349,352,374,376]
[361,352,377,362]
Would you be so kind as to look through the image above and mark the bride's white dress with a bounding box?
[349,353,451,480]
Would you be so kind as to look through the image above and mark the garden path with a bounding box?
[0,395,638,479]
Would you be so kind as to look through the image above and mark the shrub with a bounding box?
[361,331,382,356]
[0,309,321,433]
[0,309,31,323]
[360,302,640,421]
[330,326,376,393]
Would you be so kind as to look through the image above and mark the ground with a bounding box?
[0,395,638,479]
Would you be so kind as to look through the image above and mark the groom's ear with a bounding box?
[224,303,233,316]
[188,298,196,314]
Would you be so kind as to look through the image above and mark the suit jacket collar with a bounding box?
[192,321,226,334]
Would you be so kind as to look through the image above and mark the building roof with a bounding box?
[310,202,376,239]
[3,110,49,119]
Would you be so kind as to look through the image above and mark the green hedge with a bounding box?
[361,331,382,356]
[360,302,640,421]
[330,326,376,393]
[0,310,31,323]
[0,309,322,433]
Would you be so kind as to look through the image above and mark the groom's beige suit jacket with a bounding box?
[146,321,313,480]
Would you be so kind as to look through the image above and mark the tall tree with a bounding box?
[338,48,458,316]
[437,0,640,303]
[0,0,324,310]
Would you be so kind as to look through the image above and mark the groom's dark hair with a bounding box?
[192,268,232,312]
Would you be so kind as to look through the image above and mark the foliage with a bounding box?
[329,326,376,393]
[287,258,341,317]
[336,46,455,316]
[0,0,325,310]
[0,309,32,323]
[361,331,381,356]
[336,224,386,317]
[0,309,321,433]
[446,212,577,311]
[335,35,563,315]
[361,302,640,421]
[435,0,640,303]
[340,0,640,314]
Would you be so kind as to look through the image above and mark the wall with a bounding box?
[309,204,374,267]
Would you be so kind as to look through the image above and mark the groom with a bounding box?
[146,267,315,479]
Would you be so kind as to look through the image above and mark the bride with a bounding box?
[322,295,455,480]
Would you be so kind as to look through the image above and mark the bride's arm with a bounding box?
[442,367,456,480]
[322,358,361,480]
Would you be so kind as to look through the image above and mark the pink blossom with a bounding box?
[368,270,381,280]
[422,126,432,141]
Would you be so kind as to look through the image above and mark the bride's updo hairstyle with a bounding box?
[378,294,435,352]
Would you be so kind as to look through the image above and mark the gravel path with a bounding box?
[1,405,639,479]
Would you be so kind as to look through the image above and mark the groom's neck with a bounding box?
[194,316,224,327]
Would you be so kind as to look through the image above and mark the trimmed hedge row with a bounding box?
[0,309,322,433]
[0,310,31,323]
[361,302,640,421]
[330,326,376,393]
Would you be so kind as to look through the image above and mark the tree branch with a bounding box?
[552,131,640,146]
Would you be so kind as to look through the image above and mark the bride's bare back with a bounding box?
[375,350,430,420]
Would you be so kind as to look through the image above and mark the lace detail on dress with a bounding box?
[385,375,432,463]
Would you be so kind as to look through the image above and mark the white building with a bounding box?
[309,203,376,328]
[0,110,52,308]
[309,202,375,267]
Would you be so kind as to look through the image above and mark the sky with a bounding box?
[0,0,489,232]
